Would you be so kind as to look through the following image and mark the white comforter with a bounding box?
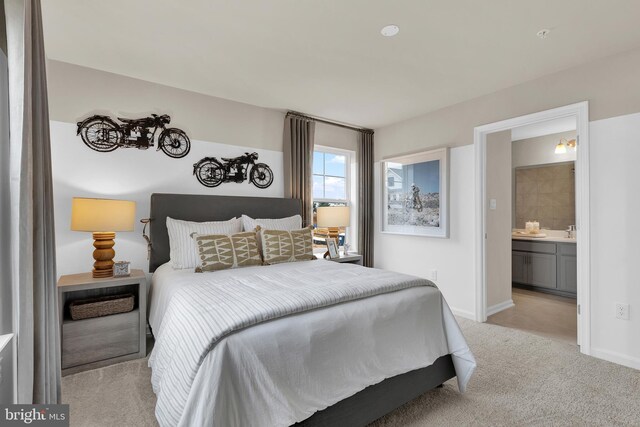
[148,260,476,427]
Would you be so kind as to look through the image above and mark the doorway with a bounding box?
[474,102,591,354]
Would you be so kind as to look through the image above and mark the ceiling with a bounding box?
[41,1,640,129]
[511,116,576,141]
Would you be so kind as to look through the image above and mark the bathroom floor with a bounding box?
[488,288,577,346]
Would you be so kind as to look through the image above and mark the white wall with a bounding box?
[51,121,283,277]
[589,112,640,369]
[512,130,577,169]
[314,122,358,152]
[374,145,476,319]
[486,131,513,311]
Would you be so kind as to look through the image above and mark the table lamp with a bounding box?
[71,197,136,278]
[316,206,350,258]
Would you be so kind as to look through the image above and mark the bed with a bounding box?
[146,193,476,427]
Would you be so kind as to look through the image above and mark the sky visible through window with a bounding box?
[313,151,347,200]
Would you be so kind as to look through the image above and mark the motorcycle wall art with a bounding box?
[193,152,273,189]
[76,114,191,158]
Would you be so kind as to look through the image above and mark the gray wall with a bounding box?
[374,46,640,369]
[375,47,640,160]
[46,60,286,152]
[486,130,512,309]
[512,130,577,168]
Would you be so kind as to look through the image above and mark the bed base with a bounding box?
[296,354,456,427]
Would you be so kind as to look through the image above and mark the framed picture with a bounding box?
[326,238,340,259]
[381,147,449,238]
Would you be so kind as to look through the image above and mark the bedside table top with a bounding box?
[58,269,145,288]
[315,253,362,263]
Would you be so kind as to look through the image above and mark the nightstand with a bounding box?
[57,270,147,376]
[316,253,363,265]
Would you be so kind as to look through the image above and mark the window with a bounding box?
[311,147,355,252]
[313,149,349,203]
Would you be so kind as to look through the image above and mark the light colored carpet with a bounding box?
[62,318,640,426]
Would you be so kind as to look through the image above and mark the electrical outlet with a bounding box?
[615,303,630,320]
[489,199,497,210]
[430,270,437,281]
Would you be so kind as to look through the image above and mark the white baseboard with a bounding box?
[450,307,476,321]
[590,347,640,371]
[486,299,515,317]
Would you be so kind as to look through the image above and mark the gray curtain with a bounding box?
[5,0,61,404]
[283,114,315,227]
[357,131,374,267]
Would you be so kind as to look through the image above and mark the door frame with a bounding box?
[473,101,591,355]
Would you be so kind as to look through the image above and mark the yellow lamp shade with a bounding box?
[71,198,136,232]
[317,206,350,228]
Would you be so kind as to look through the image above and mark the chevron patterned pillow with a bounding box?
[259,226,315,265]
[194,231,262,272]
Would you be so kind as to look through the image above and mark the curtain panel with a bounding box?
[357,131,374,267]
[283,115,315,227]
[5,0,61,404]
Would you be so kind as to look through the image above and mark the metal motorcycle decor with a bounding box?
[76,114,191,158]
[193,152,273,189]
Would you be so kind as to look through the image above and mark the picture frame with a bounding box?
[326,238,340,259]
[113,260,131,277]
[381,147,449,238]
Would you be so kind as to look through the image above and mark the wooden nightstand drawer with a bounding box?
[58,270,147,375]
[62,310,140,369]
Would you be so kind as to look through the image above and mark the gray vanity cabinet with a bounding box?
[512,240,576,297]
[512,252,528,284]
[557,243,577,294]
[512,250,556,289]
[528,252,557,289]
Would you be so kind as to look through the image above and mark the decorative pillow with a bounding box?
[259,226,315,265]
[241,214,302,232]
[167,216,243,269]
[194,231,262,272]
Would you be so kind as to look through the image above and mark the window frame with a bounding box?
[312,145,352,205]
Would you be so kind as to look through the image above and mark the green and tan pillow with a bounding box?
[259,226,315,265]
[194,231,262,272]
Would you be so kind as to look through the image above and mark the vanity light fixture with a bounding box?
[554,138,576,154]
[554,141,567,154]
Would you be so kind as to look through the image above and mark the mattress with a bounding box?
[148,260,475,427]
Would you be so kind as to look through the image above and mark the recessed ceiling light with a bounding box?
[536,29,550,39]
[381,25,400,37]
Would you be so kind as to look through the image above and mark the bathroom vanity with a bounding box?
[512,236,577,298]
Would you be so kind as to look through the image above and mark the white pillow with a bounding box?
[166,216,243,269]
[241,214,302,232]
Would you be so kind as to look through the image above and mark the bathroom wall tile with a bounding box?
[514,163,576,231]
[552,178,573,193]
[537,167,554,181]
[538,180,554,194]
[539,217,554,229]
[539,205,555,219]
[539,193,554,207]
[523,194,538,207]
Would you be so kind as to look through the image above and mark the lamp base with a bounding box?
[92,232,116,278]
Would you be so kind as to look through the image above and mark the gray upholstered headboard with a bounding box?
[148,193,302,272]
